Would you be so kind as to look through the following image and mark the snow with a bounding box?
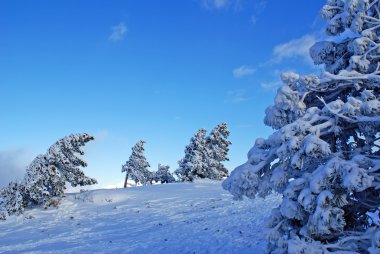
[0,180,281,254]
[65,181,137,193]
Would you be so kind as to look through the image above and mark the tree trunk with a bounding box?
[123,173,129,188]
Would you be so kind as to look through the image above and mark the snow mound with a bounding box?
[0,180,281,254]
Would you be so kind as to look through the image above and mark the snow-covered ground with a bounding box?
[0,180,281,254]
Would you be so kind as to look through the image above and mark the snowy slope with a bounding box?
[0,180,281,254]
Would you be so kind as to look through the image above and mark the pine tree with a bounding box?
[25,133,97,207]
[155,164,175,184]
[175,128,209,181]
[223,1,380,253]
[23,155,62,207]
[0,133,97,219]
[46,133,97,189]
[0,181,25,220]
[206,122,231,180]
[122,140,151,187]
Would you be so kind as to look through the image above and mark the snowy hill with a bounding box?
[0,180,281,254]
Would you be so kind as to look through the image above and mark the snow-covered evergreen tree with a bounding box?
[154,164,175,184]
[23,155,62,207]
[223,1,380,253]
[1,133,97,219]
[46,133,97,189]
[25,133,97,207]
[0,181,25,220]
[122,140,151,187]
[206,122,231,180]
[175,128,209,181]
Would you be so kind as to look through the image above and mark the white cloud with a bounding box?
[272,35,316,63]
[0,149,34,188]
[202,0,266,13]
[214,0,228,8]
[109,22,127,42]
[233,65,256,78]
[202,0,229,9]
[260,80,282,90]
[250,0,267,25]
[226,90,249,103]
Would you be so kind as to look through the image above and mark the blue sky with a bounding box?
[0,0,327,187]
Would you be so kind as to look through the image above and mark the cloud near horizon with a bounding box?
[0,149,34,188]
[109,22,127,42]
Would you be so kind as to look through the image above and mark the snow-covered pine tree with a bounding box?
[223,0,380,253]
[175,128,209,181]
[46,133,97,189]
[155,164,175,184]
[0,181,25,220]
[23,155,62,207]
[25,133,97,207]
[122,140,151,187]
[0,133,97,219]
[206,122,231,180]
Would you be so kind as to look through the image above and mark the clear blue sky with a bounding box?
[0,0,326,187]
